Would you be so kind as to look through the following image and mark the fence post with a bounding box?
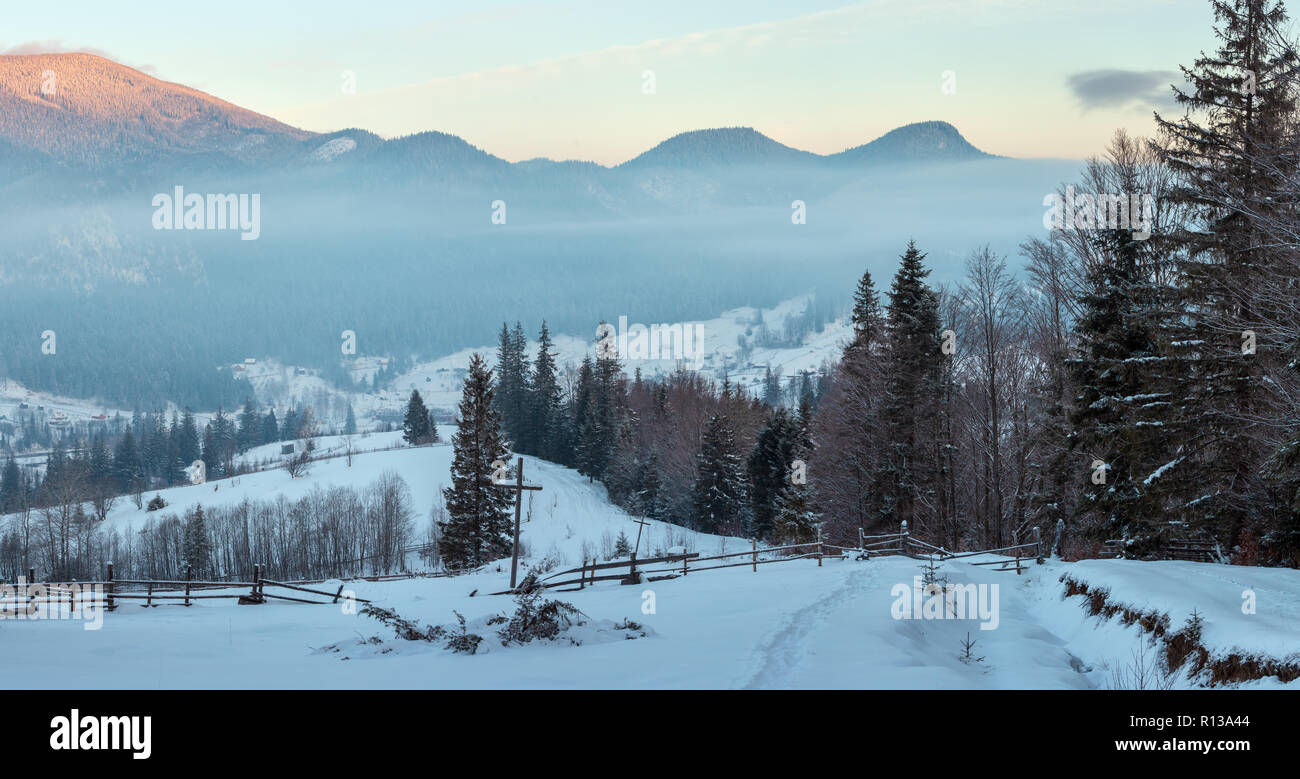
[578,558,586,590]
[752,539,757,573]
[899,520,908,555]
[817,529,824,567]
[106,562,116,611]
[858,528,864,553]
[184,565,193,607]
[682,552,688,577]
[146,581,153,608]
[1034,526,1043,564]
[241,563,265,605]
[26,568,35,615]
[333,584,344,604]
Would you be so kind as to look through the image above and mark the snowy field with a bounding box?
[4,552,1297,689]
[3,439,1298,690]
[94,428,740,563]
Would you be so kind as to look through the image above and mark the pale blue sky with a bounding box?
[2,0,1217,164]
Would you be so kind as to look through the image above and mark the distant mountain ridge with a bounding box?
[0,53,995,175]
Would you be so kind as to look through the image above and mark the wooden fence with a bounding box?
[827,522,1046,574]
[0,562,409,615]
[494,538,847,594]
[4,521,1053,617]
[1102,537,1219,562]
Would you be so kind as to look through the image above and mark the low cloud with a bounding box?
[1066,69,1180,111]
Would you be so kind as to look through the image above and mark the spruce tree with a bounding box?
[183,504,212,578]
[748,409,798,541]
[280,408,300,443]
[402,389,433,445]
[114,429,141,494]
[879,242,943,532]
[812,266,888,542]
[1154,0,1300,552]
[693,413,749,534]
[439,354,514,570]
[637,452,663,521]
[236,398,260,453]
[494,322,531,452]
[261,409,279,445]
[1068,135,1187,555]
[613,531,632,558]
[572,356,598,478]
[0,456,20,513]
[211,406,235,476]
[529,321,562,460]
[177,408,201,465]
[201,424,219,478]
[773,473,817,545]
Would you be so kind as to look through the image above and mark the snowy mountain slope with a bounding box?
[215,294,848,436]
[94,430,744,570]
[0,377,214,463]
[1,294,845,456]
[374,294,848,413]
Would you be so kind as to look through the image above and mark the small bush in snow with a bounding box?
[361,604,445,642]
[147,494,167,512]
[959,632,984,664]
[612,531,632,558]
[498,576,585,646]
[445,611,484,655]
[1107,641,1177,690]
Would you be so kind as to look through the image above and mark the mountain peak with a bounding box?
[619,127,818,169]
[832,120,991,164]
[0,52,312,170]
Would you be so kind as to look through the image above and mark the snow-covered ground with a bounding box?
[1043,559,1300,661]
[5,550,1297,689]
[3,438,1298,689]
[94,429,741,569]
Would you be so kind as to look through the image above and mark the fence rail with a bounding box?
[5,520,1054,617]
[834,522,1045,573]
[0,561,404,613]
[1102,538,1219,562]
[494,537,846,595]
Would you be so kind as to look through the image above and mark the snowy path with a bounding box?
[740,564,879,689]
[736,557,1093,689]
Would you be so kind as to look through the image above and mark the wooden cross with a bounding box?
[491,456,543,589]
[627,517,651,581]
